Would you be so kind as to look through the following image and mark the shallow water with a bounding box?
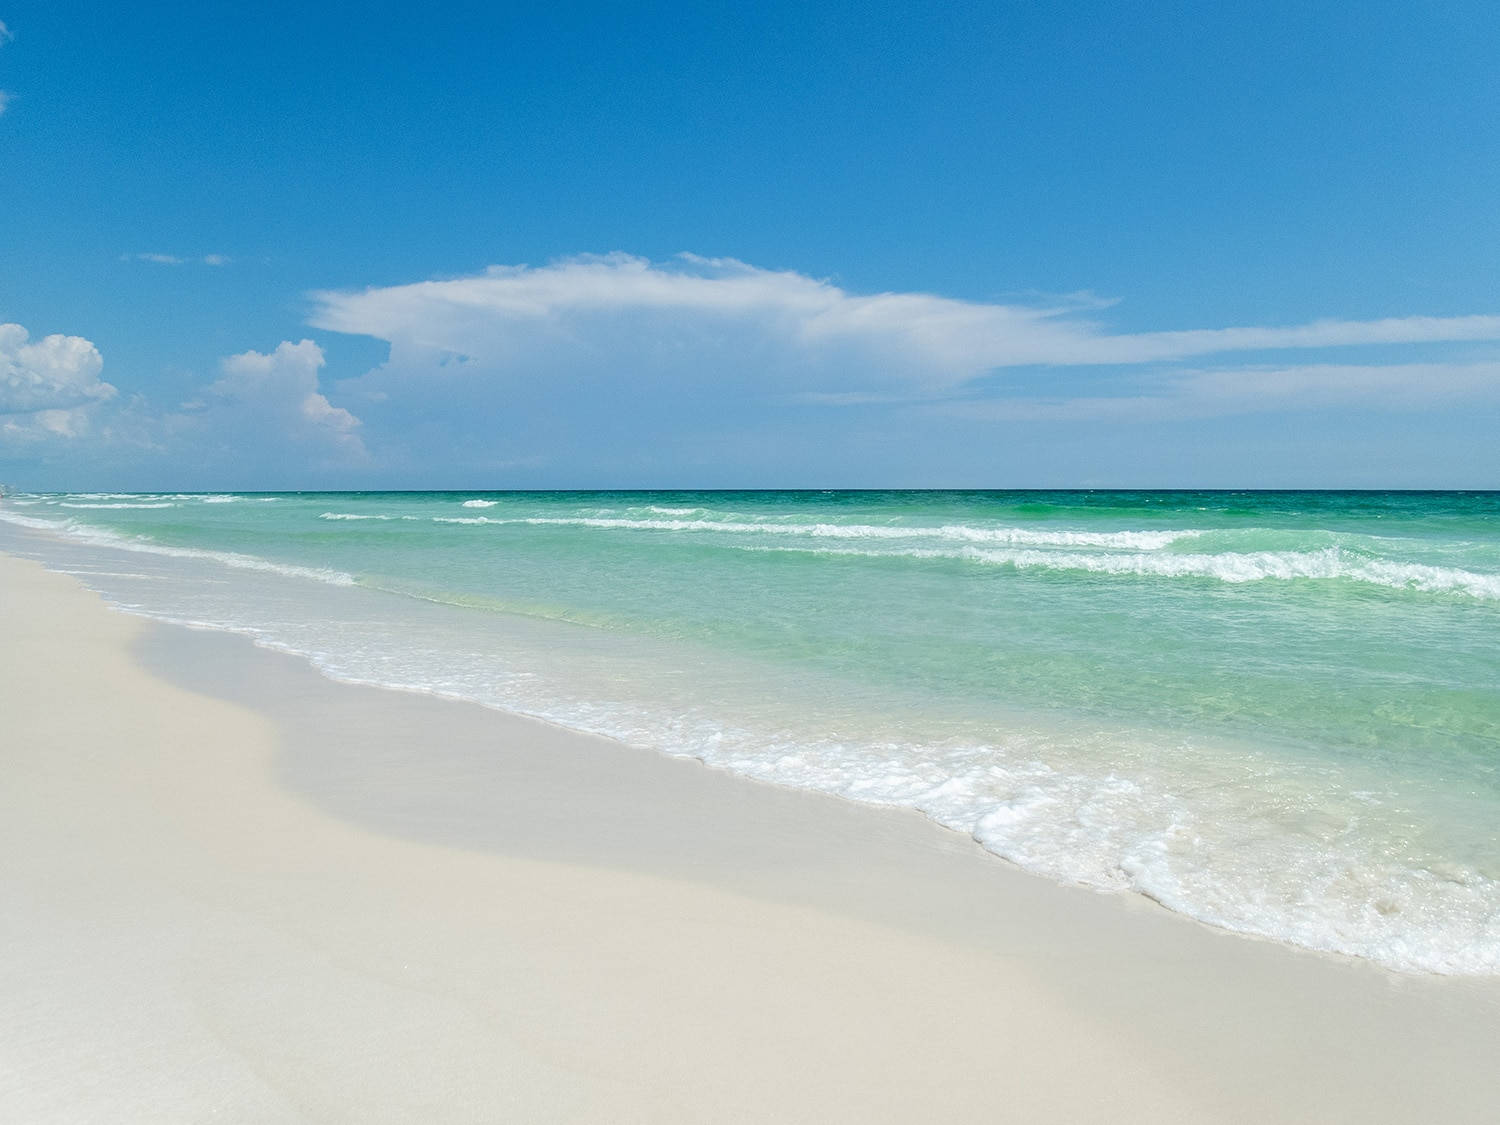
[4,489,1498,972]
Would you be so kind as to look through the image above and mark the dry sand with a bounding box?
[3,551,1499,1123]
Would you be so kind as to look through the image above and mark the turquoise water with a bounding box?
[4,489,1499,972]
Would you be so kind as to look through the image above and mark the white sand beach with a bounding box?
[3,549,1499,1123]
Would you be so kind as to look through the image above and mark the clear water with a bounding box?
[4,489,1498,973]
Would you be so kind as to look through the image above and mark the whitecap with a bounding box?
[58,502,179,510]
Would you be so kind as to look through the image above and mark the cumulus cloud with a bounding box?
[0,323,117,446]
[205,340,364,456]
[2,327,366,480]
[0,323,115,415]
[311,253,1500,398]
[294,253,1500,482]
[8,254,1497,487]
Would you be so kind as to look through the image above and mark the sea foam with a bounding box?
[6,489,1499,975]
[729,542,1500,600]
[0,509,356,586]
[421,513,1199,550]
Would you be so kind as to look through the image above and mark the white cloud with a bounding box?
[1,407,94,445]
[2,330,365,476]
[0,323,114,415]
[1175,359,1500,410]
[944,361,1500,422]
[1,23,18,117]
[0,323,117,445]
[207,340,364,456]
[311,253,1500,396]
[122,252,232,266]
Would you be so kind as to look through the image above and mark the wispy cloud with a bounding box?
[943,361,1500,422]
[10,254,1497,485]
[121,252,232,266]
[313,253,1500,399]
[0,24,15,118]
[293,253,1500,484]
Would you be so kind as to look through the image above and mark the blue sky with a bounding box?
[2,1,1498,489]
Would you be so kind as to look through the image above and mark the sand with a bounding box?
[3,550,1499,1123]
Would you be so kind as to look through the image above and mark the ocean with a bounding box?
[3,489,1497,973]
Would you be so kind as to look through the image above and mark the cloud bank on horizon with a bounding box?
[4,253,1500,487]
[313,253,1500,377]
[312,253,1500,412]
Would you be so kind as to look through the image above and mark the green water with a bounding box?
[4,489,1499,971]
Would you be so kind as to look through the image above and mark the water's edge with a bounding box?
[4,490,1498,976]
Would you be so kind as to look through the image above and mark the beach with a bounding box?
[4,548,1500,1122]
[7,489,1500,975]
[8,0,1497,1116]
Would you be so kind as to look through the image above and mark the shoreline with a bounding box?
[5,493,1500,975]
[4,550,1500,1121]
[131,615,1443,970]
